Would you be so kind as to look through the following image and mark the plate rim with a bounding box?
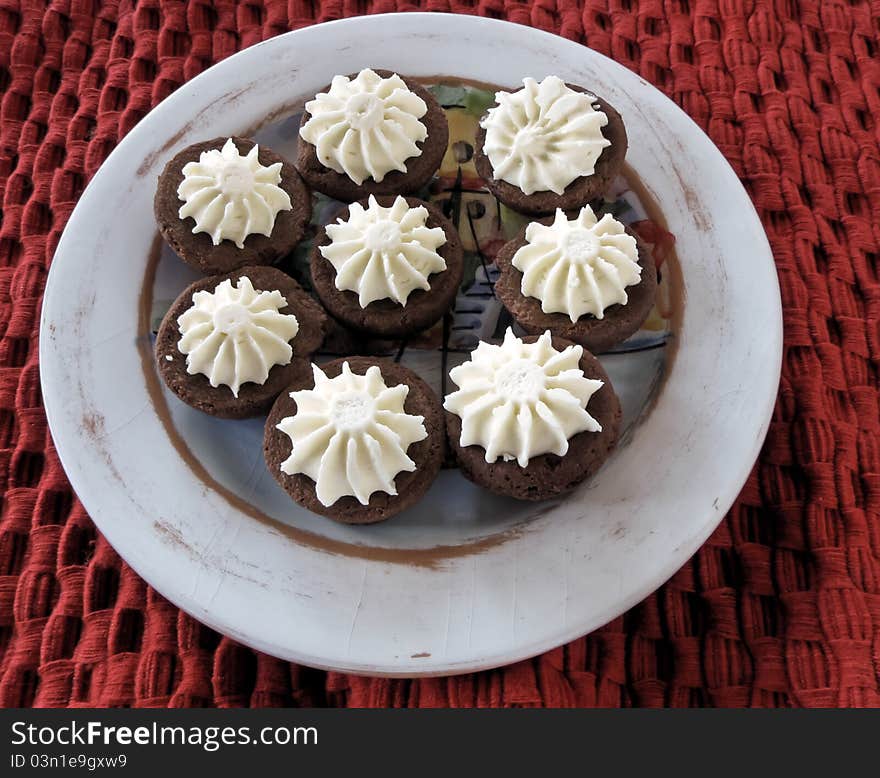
[39,12,782,676]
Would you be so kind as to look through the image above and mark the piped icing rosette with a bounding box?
[480,76,611,195]
[177,138,292,248]
[444,329,604,467]
[299,69,428,185]
[320,195,447,307]
[276,362,428,506]
[512,206,642,321]
[177,276,300,397]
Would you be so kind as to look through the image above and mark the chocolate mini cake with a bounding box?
[310,195,463,338]
[264,357,444,524]
[296,69,448,202]
[444,329,621,501]
[473,77,627,216]
[156,266,328,419]
[494,206,657,353]
[155,136,311,274]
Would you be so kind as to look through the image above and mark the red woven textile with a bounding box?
[1,0,878,709]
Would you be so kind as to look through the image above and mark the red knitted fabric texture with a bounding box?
[1,0,878,708]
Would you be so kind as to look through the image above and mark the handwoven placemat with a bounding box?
[1,0,878,708]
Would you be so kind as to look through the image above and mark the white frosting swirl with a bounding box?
[480,76,611,195]
[177,276,299,397]
[299,69,428,185]
[320,195,447,307]
[276,362,428,506]
[177,139,292,248]
[444,329,603,466]
[513,206,641,321]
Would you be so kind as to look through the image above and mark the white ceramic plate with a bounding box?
[40,14,781,676]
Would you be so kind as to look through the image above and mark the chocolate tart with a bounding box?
[310,196,464,338]
[154,136,311,275]
[155,266,328,419]
[445,335,621,501]
[474,90,627,216]
[494,223,657,354]
[296,71,448,202]
[264,357,444,524]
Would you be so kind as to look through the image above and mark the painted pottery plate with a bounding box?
[40,14,781,675]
